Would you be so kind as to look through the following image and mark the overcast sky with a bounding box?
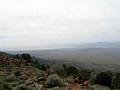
[0,0,120,50]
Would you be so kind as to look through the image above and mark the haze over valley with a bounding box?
[7,42,120,64]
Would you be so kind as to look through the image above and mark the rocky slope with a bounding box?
[0,52,113,90]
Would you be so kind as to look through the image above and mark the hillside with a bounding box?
[1,52,119,90]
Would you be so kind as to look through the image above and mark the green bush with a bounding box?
[46,74,65,88]
[56,64,80,78]
[21,54,32,61]
[14,84,38,90]
[94,72,112,88]
[5,74,17,82]
[55,67,67,78]
[78,70,92,83]
[112,73,120,89]
[14,84,29,90]
[0,81,12,90]
[65,66,80,78]
[33,60,48,70]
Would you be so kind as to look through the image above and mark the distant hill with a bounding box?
[0,51,13,57]
[72,42,120,49]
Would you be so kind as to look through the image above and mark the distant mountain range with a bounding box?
[71,42,120,49]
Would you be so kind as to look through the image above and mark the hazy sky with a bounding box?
[0,0,120,50]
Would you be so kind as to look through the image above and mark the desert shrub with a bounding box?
[89,71,113,85]
[94,72,112,88]
[55,65,80,78]
[33,60,41,68]
[112,73,120,89]
[15,85,39,90]
[89,71,97,85]
[21,54,32,61]
[14,84,29,90]
[5,74,17,82]
[105,71,113,77]
[14,71,21,77]
[45,74,65,88]
[0,81,12,90]
[41,64,47,71]
[62,64,80,78]
[14,84,37,90]
[13,54,22,59]
[77,70,92,83]
[33,60,48,70]
[55,67,67,78]
[0,75,6,81]
[66,66,80,78]
[14,54,32,61]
